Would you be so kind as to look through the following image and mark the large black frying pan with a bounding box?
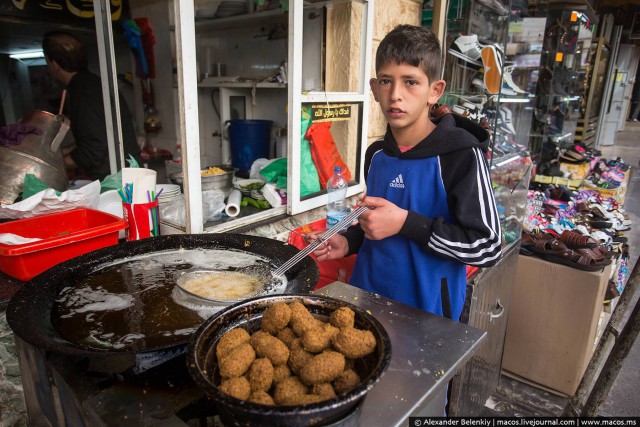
[6,234,318,373]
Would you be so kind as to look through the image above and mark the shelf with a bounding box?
[198,79,286,89]
[194,9,287,31]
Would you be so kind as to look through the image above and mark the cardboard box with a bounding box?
[559,161,591,180]
[502,255,610,396]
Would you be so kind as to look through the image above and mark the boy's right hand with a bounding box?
[305,232,349,261]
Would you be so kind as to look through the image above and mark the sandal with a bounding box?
[559,230,598,248]
[532,238,609,271]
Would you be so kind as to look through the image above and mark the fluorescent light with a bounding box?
[9,51,44,60]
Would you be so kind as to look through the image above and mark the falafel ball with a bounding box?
[219,342,256,378]
[277,327,297,348]
[273,363,293,384]
[273,376,309,406]
[250,331,290,366]
[288,342,314,375]
[333,368,361,394]
[310,382,336,399]
[216,327,251,361]
[331,327,376,359]
[248,357,274,392]
[248,390,275,406]
[219,376,251,400]
[261,302,292,334]
[329,306,356,329]
[300,350,346,385]
[301,323,336,353]
[289,301,323,336]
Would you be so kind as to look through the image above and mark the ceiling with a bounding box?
[0,16,97,56]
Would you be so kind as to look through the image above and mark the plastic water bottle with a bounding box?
[326,166,349,230]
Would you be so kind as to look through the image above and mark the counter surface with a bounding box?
[315,282,487,424]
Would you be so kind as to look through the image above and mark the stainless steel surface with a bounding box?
[11,280,486,426]
[315,282,487,424]
[0,110,69,204]
[450,242,519,416]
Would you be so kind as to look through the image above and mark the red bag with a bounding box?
[305,122,351,189]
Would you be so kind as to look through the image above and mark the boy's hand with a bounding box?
[306,233,349,261]
[358,196,407,240]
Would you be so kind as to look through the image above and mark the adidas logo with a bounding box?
[389,174,405,188]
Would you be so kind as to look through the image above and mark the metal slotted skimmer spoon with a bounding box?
[273,205,368,277]
[175,206,368,303]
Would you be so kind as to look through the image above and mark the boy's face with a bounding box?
[370,62,445,142]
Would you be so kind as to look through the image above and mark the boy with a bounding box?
[312,25,502,321]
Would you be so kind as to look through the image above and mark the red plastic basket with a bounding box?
[0,208,127,281]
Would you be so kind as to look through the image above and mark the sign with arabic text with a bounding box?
[311,104,352,123]
[0,1,126,24]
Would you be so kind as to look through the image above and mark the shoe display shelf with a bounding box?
[529,5,596,162]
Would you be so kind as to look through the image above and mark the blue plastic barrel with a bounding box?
[227,119,273,176]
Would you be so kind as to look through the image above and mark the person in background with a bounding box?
[310,25,502,322]
[42,31,142,181]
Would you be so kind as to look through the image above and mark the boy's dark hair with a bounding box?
[42,31,88,73]
[375,25,441,82]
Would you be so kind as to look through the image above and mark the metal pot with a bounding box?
[0,110,70,204]
[187,294,392,427]
[170,165,237,195]
[6,234,318,374]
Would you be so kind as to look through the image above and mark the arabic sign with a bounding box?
[0,1,126,24]
[311,104,352,123]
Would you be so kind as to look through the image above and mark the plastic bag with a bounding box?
[100,155,140,193]
[300,108,321,195]
[202,189,226,221]
[158,190,225,226]
[22,174,61,199]
[249,158,274,179]
[305,122,351,190]
[260,158,288,188]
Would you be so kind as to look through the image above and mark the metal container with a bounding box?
[187,294,392,427]
[0,110,70,204]
[170,165,237,194]
[6,234,318,374]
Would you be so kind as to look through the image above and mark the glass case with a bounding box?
[529,6,595,163]
[441,0,535,248]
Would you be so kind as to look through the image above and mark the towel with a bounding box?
[0,124,42,146]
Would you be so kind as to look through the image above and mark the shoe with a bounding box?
[503,65,526,94]
[448,34,484,66]
[431,103,452,120]
[481,45,503,94]
[475,0,509,16]
[498,105,516,135]
[500,83,518,96]
[452,101,486,122]
[604,280,620,302]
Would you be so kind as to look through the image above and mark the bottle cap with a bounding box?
[334,166,341,173]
